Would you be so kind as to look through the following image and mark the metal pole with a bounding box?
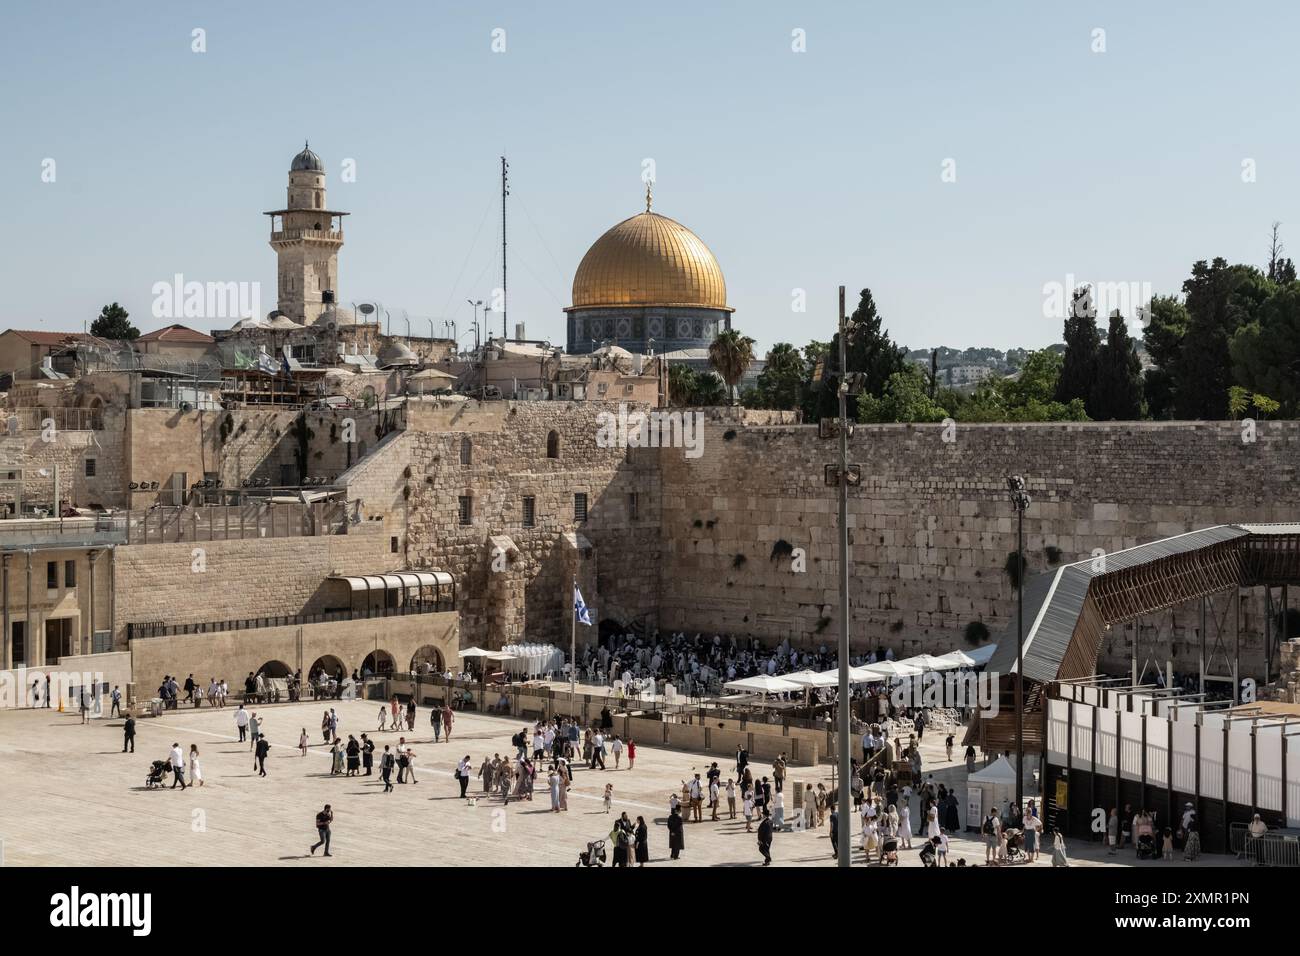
[1016,500,1024,811]
[570,575,577,698]
[835,285,852,869]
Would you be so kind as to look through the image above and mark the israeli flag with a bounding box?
[573,584,592,626]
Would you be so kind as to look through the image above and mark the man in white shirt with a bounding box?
[169,742,187,789]
[590,732,606,770]
[234,704,250,742]
[688,773,703,822]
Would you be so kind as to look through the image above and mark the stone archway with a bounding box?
[361,649,395,677]
[256,659,292,678]
[409,645,444,674]
[309,654,346,682]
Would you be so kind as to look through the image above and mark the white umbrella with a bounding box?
[457,647,495,659]
[855,660,924,680]
[898,653,960,672]
[935,649,977,668]
[965,643,997,666]
[723,674,803,695]
[784,669,842,688]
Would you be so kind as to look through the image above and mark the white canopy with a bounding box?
[333,571,454,592]
[783,669,842,688]
[458,647,497,659]
[897,653,960,672]
[969,754,1019,784]
[935,649,978,668]
[855,660,924,680]
[723,674,803,694]
[965,643,998,666]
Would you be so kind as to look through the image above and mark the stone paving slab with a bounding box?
[0,701,1233,868]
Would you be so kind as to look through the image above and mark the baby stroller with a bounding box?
[1003,828,1024,863]
[881,835,899,866]
[1136,832,1155,860]
[145,760,171,789]
[576,839,607,867]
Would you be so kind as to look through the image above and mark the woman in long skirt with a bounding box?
[188,745,203,787]
[330,738,343,774]
[634,816,649,866]
[321,710,331,744]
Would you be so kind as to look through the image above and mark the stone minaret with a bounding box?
[264,142,348,324]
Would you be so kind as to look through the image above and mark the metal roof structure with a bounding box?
[988,523,1300,684]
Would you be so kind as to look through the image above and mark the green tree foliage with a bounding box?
[810,289,907,422]
[1141,294,1189,419]
[707,329,756,405]
[1173,258,1271,419]
[1229,282,1300,416]
[90,302,139,340]
[957,350,1089,422]
[1056,287,1101,409]
[751,342,805,410]
[1090,311,1144,420]
[857,364,949,423]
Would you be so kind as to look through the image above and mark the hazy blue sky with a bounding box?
[3,1,1298,352]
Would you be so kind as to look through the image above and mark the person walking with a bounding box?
[377,705,388,732]
[404,746,418,783]
[611,736,624,769]
[110,685,122,718]
[830,806,839,858]
[757,809,774,866]
[188,745,204,787]
[743,790,755,832]
[361,734,374,775]
[726,778,738,820]
[626,738,636,771]
[603,783,614,812]
[299,728,309,757]
[255,735,271,776]
[345,735,360,777]
[247,712,261,751]
[309,804,333,856]
[380,746,395,792]
[442,702,454,742]
[456,755,472,798]
[431,705,442,743]
[634,815,649,867]
[169,742,187,790]
[667,806,684,860]
[235,705,250,743]
[122,714,136,753]
[965,744,977,774]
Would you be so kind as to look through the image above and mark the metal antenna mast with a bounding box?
[501,156,509,341]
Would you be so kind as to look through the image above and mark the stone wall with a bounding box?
[656,418,1300,674]
[111,525,392,644]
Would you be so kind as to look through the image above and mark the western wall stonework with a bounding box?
[656,417,1299,673]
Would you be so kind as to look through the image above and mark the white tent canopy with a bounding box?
[723,674,802,694]
[934,649,978,668]
[855,660,923,680]
[965,643,998,666]
[783,669,842,688]
[897,653,960,672]
[969,754,1019,784]
[458,647,515,661]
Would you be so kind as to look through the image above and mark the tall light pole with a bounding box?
[826,285,863,869]
[1007,475,1031,812]
[468,300,483,351]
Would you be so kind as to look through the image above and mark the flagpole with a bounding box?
[570,576,577,697]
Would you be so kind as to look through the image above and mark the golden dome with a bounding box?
[568,210,730,311]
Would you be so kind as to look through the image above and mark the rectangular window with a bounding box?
[390,536,399,554]
[574,492,588,523]
[84,458,96,477]
[522,496,536,528]
[628,492,639,521]
[11,621,25,666]
[47,561,58,589]
[458,495,473,526]
[64,559,76,588]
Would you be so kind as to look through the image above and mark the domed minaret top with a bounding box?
[291,141,324,172]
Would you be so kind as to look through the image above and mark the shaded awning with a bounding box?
[332,571,454,592]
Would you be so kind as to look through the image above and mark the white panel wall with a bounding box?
[1200,724,1223,800]
[1256,725,1282,812]
[1145,715,1168,787]
[1072,702,1094,771]
[1228,729,1253,805]
[1047,698,1069,765]
[1095,708,1117,774]
[1120,711,1143,781]
[1171,721,1197,793]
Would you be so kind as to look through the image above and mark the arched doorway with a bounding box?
[308,654,346,682]
[409,645,444,675]
[256,660,292,678]
[361,649,394,677]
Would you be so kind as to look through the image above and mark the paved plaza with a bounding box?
[0,699,1230,868]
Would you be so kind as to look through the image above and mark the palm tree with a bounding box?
[667,363,698,406]
[708,329,756,405]
[691,372,728,406]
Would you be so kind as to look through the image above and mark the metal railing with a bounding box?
[3,407,105,432]
[123,501,350,543]
[1228,823,1300,866]
[127,599,454,641]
